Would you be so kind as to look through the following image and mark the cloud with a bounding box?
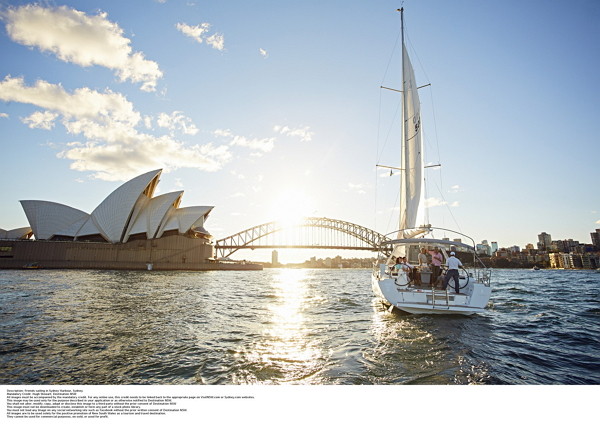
[59,139,231,181]
[448,184,462,193]
[230,135,274,152]
[214,128,275,152]
[273,125,313,142]
[424,197,460,208]
[22,111,59,130]
[176,22,224,51]
[5,5,162,92]
[259,48,268,58]
[205,34,225,51]
[0,76,231,180]
[0,112,9,118]
[348,183,367,194]
[213,129,233,138]
[0,76,140,124]
[157,111,198,135]
[596,219,600,225]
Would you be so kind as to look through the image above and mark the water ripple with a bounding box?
[0,268,599,385]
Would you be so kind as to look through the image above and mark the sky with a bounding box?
[0,0,599,263]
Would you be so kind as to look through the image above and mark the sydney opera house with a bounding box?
[0,169,258,270]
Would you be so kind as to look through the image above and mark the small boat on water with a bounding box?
[532,266,541,271]
[371,9,492,315]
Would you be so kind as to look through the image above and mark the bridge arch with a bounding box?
[214,217,392,259]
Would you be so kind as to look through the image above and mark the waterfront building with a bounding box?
[591,229,600,250]
[491,241,498,254]
[476,241,491,256]
[537,232,552,251]
[553,239,580,253]
[0,169,260,270]
[272,250,279,265]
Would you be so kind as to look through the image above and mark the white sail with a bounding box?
[372,9,492,316]
[398,41,425,239]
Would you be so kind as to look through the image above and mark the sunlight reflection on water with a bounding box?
[1,268,598,385]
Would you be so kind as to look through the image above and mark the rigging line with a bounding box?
[431,178,462,233]
[379,29,402,86]
[424,177,430,226]
[374,89,382,231]
[376,94,402,163]
[385,188,401,236]
[427,86,441,164]
[404,32,431,88]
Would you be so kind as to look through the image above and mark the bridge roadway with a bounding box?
[214,217,393,259]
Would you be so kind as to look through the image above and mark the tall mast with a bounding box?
[398,7,408,234]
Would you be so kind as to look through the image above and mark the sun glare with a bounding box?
[268,189,314,228]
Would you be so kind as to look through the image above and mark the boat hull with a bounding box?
[371,271,491,315]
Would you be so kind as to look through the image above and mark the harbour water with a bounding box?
[1,268,599,385]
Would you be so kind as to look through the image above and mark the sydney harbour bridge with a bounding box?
[214,217,393,259]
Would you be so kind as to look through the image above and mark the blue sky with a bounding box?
[0,0,599,262]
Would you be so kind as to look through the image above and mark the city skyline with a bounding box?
[1,1,599,264]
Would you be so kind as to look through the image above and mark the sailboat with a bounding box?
[371,8,492,315]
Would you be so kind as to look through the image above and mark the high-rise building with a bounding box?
[272,250,279,265]
[491,242,498,254]
[537,232,552,251]
[591,229,600,249]
[476,240,491,256]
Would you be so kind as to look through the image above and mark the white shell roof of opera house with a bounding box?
[9,169,213,243]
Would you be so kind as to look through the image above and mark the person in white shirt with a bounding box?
[443,251,463,293]
[398,256,420,285]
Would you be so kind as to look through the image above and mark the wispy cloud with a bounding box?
[176,22,224,51]
[230,135,275,152]
[230,170,245,180]
[0,76,231,180]
[214,129,275,153]
[448,184,462,193]
[348,183,367,194]
[5,5,163,92]
[273,125,313,142]
[0,112,9,118]
[596,219,600,225]
[259,48,268,58]
[0,76,140,124]
[22,111,58,130]
[425,197,459,208]
[157,111,198,135]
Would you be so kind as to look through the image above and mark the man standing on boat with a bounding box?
[429,247,444,287]
[443,251,463,294]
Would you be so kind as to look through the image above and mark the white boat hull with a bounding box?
[371,269,491,315]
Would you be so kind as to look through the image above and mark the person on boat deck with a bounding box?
[429,247,444,287]
[418,248,429,267]
[392,257,402,274]
[443,251,463,294]
[400,256,421,285]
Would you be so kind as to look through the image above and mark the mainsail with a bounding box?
[398,40,425,239]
